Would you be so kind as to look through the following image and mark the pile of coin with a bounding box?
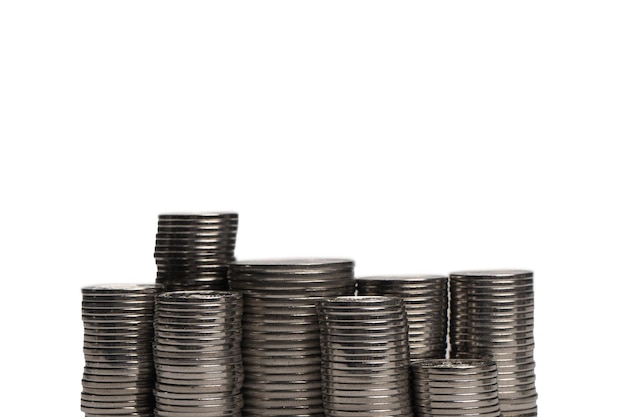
[449,269,538,417]
[411,358,502,417]
[317,296,413,417]
[154,212,238,292]
[356,274,448,360]
[152,290,244,417]
[81,284,158,417]
[229,258,355,416]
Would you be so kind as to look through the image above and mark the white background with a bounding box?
[1,1,624,415]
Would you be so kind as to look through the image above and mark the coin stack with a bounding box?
[229,258,356,417]
[317,296,413,417]
[152,290,244,417]
[154,212,238,292]
[449,269,538,417]
[411,358,502,417]
[81,284,158,417]
[356,275,449,360]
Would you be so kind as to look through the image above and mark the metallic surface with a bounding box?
[450,269,538,417]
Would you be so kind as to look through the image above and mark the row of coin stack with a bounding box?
[81,212,538,417]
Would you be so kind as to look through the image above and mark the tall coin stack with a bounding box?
[317,296,413,417]
[152,291,244,417]
[356,275,449,360]
[229,258,356,417]
[154,212,238,292]
[450,269,538,417]
[411,358,502,417]
[81,284,158,417]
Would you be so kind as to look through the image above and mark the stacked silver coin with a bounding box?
[356,275,448,360]
[154,212,238,292]
[229,258,355,417]
[153,290,244,417]
[317,296,413,417]
[450,269,538,417]
[81,284,158,417]
[411,358,502,417]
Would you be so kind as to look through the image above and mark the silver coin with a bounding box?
[83,330,154,340]
[154,408,242,417]
[153,352,242,364]
[155,233,237,242]
[155,404,242,415]
[82,379,153,389]
[231,271,354,283]
[154,332,241,343]
[231,257,353,269]
[154,340,241,352]
[80,397,152,409]
[79,385,152,396]
[155,392,242,405]
[157,295,241,306]
[155,399,242,413]
[153,357,242,370]
[155,381,241,395]
[81,405,153,415]
[153,247,235,256]
[243,372,321,384]
[83,348,153,358]
[242,362,322,375]
[81,292,157,300]
[155,321,241,332]
[242,356,320,368]
[155,222,238,230]
[82,334,153,343]
[156,372,243,384]
[82,284,158,293]
[82,363,153,373]
[155,223,238,231]
[241,405,324,417]
[82,379,154,389]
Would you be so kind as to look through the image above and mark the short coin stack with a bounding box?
[317,296,413,417]
[356,274,449,360]
[450,269,538,417]
[154,213,238,292]
[81,284,158,417]
[152,290,244,417]
[229,258,356,417]
[411,358,502,417]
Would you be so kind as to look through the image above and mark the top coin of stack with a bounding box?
[154,212,238,292]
